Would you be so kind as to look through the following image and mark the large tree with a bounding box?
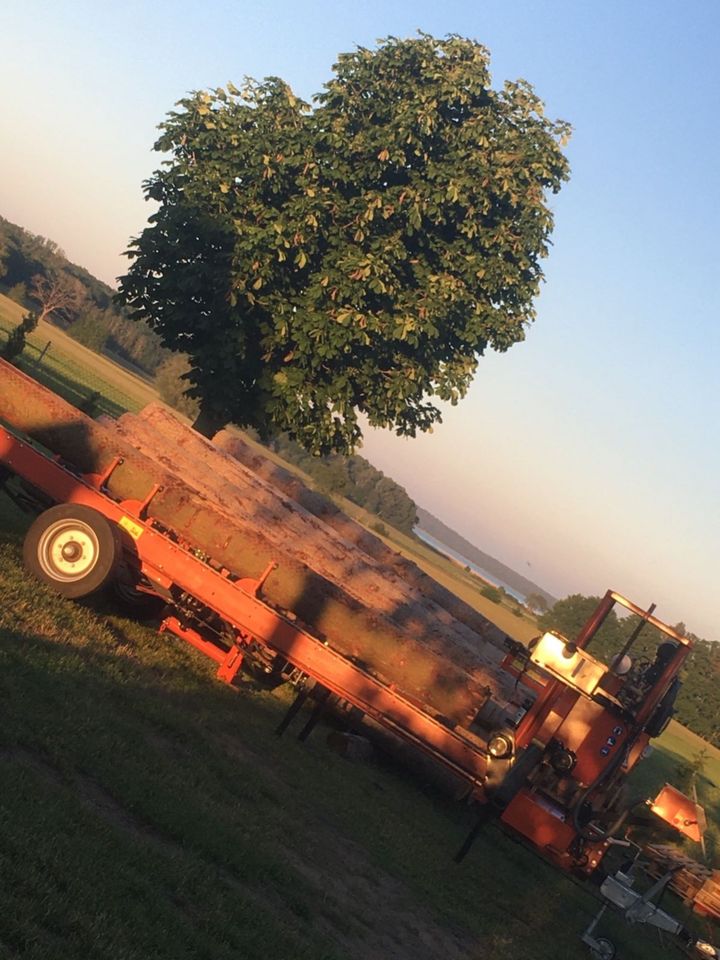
[118,34,571,452]
[29,271,85,325]
[524,591,549,614]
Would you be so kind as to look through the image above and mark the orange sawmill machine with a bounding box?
[0,363,715,956]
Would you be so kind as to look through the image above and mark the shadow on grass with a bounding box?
[1,619,680,960]
[0,485,711,960]
[0,619,344,960]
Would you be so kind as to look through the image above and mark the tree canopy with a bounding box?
[29,271,86,325]
[118,34,571,452]
[524,591,549,614]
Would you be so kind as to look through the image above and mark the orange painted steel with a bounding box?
[504,591,693,872]
[0,424,490,790]
[159,615,245,682]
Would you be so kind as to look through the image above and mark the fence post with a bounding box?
[33,340,52,368]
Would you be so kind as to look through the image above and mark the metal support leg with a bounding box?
[454,805,492,863]
[297,685,332,742]
[216,645,244,684]
[581,904,615,959]
[275,687,310,737]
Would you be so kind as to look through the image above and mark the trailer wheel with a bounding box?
[23,504,121,599]
[590,938,616,960]
[113,576,167,619]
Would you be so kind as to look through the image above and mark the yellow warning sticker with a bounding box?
[119,516,144,540]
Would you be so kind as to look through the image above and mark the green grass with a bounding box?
[658,722,720,787]
[0,292,156,417]
[0,492,711,960]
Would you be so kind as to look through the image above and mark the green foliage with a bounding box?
[481,584,502,604]
[6,281,26,303]
[155,353,201,419]
[0,220,65,287]
[103,309,167,373]
[1,311,38,361]
[118,34,570,453]
[28,270,86,326]
[269,433,417,533]
[674,637,720,746]
[525,591,549,614]
[686,747,709,783]
[78,390,103,417]
[538,594,625,655]
[0,216,168,374]
[68,306,109,352]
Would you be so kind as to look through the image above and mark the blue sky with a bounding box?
[1,1,718,638]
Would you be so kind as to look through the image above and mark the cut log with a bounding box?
[0,362,513,724]
[116,406,503,665]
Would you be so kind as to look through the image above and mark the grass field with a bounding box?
[0,292,157,416]
[1,492,712,960]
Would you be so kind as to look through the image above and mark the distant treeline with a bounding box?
[267,434,418,535]
[539,594,720,747]
[416,506,557,607]
[0,216,167,375]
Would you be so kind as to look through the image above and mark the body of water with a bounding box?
[415,528,526,603]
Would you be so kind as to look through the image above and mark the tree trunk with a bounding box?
[191,402,227,439]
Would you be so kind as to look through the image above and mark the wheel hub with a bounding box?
[37,521,100,581]
[60,541,83,562]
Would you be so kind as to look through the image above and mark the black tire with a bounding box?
[590,937,616,960]
[112,576,167,618]
[23,504,121,599]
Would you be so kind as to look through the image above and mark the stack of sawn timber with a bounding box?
[0,362,513,727]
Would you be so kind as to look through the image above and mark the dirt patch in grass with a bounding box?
[1,744,177,855]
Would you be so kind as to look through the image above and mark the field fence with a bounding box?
[1,316,145,418]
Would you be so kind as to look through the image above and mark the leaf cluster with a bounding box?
[155,353,201,419]
[118,35,571,453]
[1,311,38,361]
